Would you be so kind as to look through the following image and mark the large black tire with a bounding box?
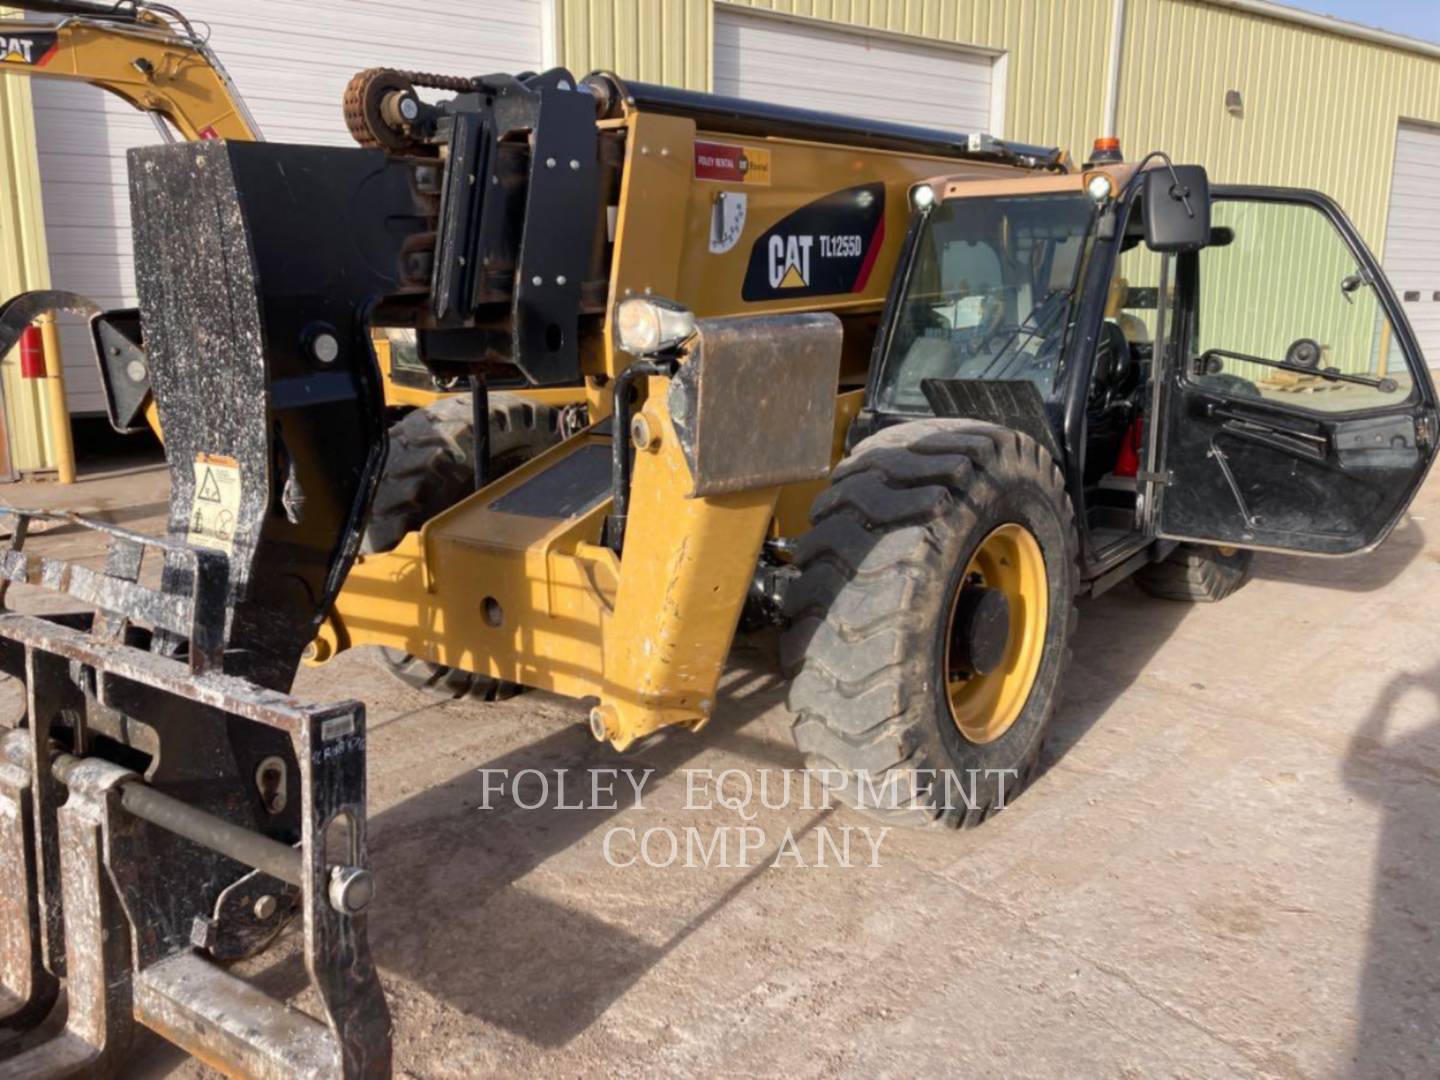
[1134,543,1253,602]
[376,647,524,702]
[782,420,1079,829]
[360,391,560,555]
[365,391,559,702]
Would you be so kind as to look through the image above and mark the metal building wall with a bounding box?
[1122,0,1440,254]
[558,0,1114,158]
[559,0,1440,253]
[0,64,59,473]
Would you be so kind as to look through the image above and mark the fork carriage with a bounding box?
[0,507,389,1077]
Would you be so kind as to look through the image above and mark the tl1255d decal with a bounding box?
[742,183,885,302]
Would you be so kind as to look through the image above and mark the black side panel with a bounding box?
[130,140,426,690]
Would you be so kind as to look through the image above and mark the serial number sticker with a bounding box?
[321,715,357,742]
[188,453,241,555]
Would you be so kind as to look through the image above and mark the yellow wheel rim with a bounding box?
[944,523,1048,744]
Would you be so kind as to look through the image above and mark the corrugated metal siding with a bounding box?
[0,52,60,472]
[560,0,1440,255]
[560,0,710,89]
[1122,0,1440,254]
[559,0,1114,157]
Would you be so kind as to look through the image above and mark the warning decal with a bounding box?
[189,453,241,555]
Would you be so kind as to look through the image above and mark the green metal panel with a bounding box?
[559,0,711,89]
[1122,0,1440,256]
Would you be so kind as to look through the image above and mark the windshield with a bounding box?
[874,192,1096,412]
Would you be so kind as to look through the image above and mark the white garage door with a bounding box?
[713,8,997,136]
[32,0,547,414]
[1381,122,1440,370]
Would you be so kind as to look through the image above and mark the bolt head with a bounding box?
[328,865,375,915]
[398,95,419,121]
[630,413,658,451]
[253,894,278,921]
[311,332,340,365]
[125,359,148,383]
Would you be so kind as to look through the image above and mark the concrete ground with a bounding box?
[3,454,1438,1078]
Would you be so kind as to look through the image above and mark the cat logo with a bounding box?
[768,234,814,289]
[1,33,58,67]
[743,183,885,302]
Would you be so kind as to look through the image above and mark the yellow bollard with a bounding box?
[36,315,75,485]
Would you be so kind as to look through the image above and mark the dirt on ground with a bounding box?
[3,456,1439,1078]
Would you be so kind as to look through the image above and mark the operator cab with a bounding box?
[860,141,1439,588]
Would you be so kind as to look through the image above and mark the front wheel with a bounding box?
[782,421,1078,829]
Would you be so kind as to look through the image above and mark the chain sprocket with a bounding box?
[342,67,478,151]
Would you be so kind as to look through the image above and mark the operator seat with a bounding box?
[1105,276,1150,345]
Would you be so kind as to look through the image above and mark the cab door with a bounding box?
[1153,187,1439,555]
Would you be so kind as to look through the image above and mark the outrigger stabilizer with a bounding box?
[0,137,413,1075]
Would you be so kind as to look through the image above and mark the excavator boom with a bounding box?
[1,0,258,140]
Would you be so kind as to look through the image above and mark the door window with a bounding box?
[1188,199,1414,413]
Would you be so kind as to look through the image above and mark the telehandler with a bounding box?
[0,50,1435,1080]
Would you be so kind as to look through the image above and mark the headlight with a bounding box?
[1086,173,1114,202]
[614,296,697,355]
[911,184,936,211]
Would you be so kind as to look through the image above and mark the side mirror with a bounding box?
[1143,165,1211,253]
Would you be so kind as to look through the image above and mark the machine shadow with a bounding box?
[1040,581,1194,774]
[355,654,794,1048]
[1249,515,1425,593]
[1045,519,1426,773]
[1342,658,1440,1079]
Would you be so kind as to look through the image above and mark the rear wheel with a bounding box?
[783,421,1078,829]
[361,391,560,554]
[364,391,560,700]
[377,648,524,702]
[1134,543,1253,602]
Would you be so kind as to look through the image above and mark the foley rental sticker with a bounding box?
[694,140,772,185]
[188,453,242,555]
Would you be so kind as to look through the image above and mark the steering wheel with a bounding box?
[1089,321,1135,414]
